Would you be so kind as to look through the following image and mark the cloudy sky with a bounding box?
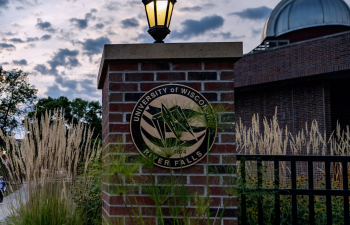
[1,0,350,102]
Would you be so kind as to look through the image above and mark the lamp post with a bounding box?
[142,0,176,43]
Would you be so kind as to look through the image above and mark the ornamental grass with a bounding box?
[0,109,102,225]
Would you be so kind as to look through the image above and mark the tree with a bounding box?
[30,96,102,140]
[0,67,38,133]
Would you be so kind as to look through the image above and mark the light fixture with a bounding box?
[142,0,176,43]
[2,151,6,155]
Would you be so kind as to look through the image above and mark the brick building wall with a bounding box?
[234,31,350,149]
[235,31,350,88]
[98,43,242,225]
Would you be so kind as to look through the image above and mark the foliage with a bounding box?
[72,156,103,225]
[238,171,350,225]
[7,184,85,225]
[29,96,102,139]
[0,67,37,134]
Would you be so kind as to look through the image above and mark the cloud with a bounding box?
[0,43,16,51]
[69,18,88,29]
[94,23,104,29]
[0,62,9,67]
[105,1,118,11]
[40,34,52,41]
[179,6,202,12]
[55,75,78,89]
[34,48,80,75]
[121,18,139,28]
[16,6,25,10]
[0,0,9,8]
[252,28,261,37]
[36,18,56,33]
[9,37,39,43]
[26,37,39,42]
[3,31,17,36]
[69,9,96,29]
[80,37,111,56]
[13,59,27,65]
[34,64,49,74]
[10,38,25,43]
[132,33,154,43]
[172,15,224,40]
[229,6,272,20]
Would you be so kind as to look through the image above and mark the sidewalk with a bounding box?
[0,186,26,223]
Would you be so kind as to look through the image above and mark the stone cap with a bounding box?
[97,42,243,89]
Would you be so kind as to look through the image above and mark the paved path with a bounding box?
[0,186,27,223]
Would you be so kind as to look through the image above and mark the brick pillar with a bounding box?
[98,43,242,225]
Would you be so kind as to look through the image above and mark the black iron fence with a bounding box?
[237,155,350,225]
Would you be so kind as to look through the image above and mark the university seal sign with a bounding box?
[130,84,217,169]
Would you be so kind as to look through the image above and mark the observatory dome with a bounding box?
[261,0,350,42]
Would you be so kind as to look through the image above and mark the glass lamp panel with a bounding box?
[166,1,173,27]
[146,2,156,27]
[156,0,168,26]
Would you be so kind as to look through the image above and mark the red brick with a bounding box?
[109,113,123,122]
[140,82,168,91]
[109,73,123,82]
[204,61,234,70]
[212,103,235,112]
[223,219,238,225]
[221,134,236,143]
[223,197,237,207]
[109,206,131,215]
[109,103,135,112]
[125,217,156,225]
[109,83,138,91]
[176,82,201,91]
[157,72,186,81]
[221,93,235,101]
[109,93,122,102]
[190,175,221,185]
[105,134,123,143]
[128,196,155,206]
[209,186,228,196]
[109,124,130,132]
[220,71,234,80]
[125,134,132,143]
[141,62,170,70]
[211,144,236,154]
[125,73,154,81]
[222,155,236,164]
[198,154,220,164]
[205,82,234,91]
[109,62,138,71]
[173,165,204,174]
[173,62,202,70]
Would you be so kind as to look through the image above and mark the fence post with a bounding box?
[325,161,332,225]
[257,159,263,225]
[241,158,247,225]
[308,161,315,225]
[291,160,297,225]
[274,160,280,225]
[343,161,349,225]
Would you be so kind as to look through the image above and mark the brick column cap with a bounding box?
[97,42,243,89]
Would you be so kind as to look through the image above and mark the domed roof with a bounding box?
[261,0,350,42]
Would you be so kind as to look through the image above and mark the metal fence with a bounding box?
[237,155,350,225]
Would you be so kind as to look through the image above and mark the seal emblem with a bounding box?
[130,84,217,169]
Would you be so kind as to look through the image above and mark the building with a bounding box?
[235,0,350,145]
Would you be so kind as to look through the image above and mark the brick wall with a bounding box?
[101,60,237,225]
[235,81,332,154]
[235,31,350,88]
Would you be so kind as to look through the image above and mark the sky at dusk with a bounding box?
[1,0,350,102]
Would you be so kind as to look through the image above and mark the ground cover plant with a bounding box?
[0,109,102,225]
[236,109,350,225]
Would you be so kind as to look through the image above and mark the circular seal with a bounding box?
[130,84,217,169]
